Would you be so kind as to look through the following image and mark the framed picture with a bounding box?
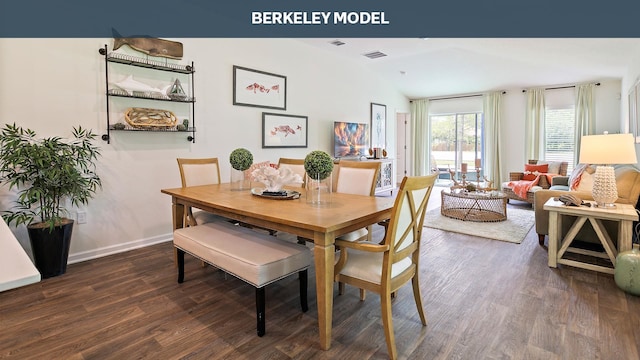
[233,65,287,110]
[262,112,307,148]
[370,102,386,148]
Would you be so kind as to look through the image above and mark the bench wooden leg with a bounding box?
[177,248,185,283]
[300,269,308,312]
[256,287,266,337]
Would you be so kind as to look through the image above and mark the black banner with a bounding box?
[0,0,639,37]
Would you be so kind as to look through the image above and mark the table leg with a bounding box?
[172,201,186,266]
[548,210,559,268]
[172,202,186,230]
[314,234,335,350]
[619,220,633,253]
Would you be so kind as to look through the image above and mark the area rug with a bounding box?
[423,206,535,244]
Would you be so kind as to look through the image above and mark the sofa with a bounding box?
[534,164,640,246]
[502,160,568,204]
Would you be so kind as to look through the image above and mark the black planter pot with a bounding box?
[27,220,74,279]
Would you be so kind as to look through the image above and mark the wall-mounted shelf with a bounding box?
[100,49,193,74]
[99,45,196,143]
[106,89,195,103]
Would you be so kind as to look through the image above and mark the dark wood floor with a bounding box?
[2,213,640,359]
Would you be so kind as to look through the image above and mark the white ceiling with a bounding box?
[297,38,640,99]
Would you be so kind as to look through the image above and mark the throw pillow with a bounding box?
[569,164,596,190]
[538,161,562,175]
[576,170,594,192]
[522,163,549,181]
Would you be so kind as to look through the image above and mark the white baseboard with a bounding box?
[68,233,173,264]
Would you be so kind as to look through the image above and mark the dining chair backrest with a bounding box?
[277,158,306,187]
[177,158,221,187]
[384,174,435,260]
[335,160,381,196]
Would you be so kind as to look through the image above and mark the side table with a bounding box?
[544,198,638,274]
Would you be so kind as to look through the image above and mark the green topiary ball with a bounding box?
[304,150,334,180]
[229,148,253,171]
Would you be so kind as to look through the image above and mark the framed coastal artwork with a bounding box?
[370,102,386,148]
[233,65,287,110]
[262,112,307,148]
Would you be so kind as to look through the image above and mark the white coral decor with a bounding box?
[251,166,302,192]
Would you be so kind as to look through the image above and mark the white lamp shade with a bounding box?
[579,133,637,165]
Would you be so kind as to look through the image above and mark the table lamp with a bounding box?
[578,132,637,208]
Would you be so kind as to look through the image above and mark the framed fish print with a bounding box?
[262,112,307,148]
[370,102,386,148]
[233,65,287,110]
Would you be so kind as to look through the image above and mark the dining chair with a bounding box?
[335,160,381,242]
[334,174,436,360]
[277,158,306,187]
[333,160,381,299]
[176,157,223,226]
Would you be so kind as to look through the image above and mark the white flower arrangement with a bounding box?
[251,166,303,192]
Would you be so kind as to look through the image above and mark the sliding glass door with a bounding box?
[430,112,484,182]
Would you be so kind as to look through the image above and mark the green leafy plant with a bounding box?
[304,150,334,180]
[0,123,102,230]
[229,148,253,171]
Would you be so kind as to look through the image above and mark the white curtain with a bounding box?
[483,92,503,185]
[410,99,430,176]
[525,88,546,160]
[574,83,596,164]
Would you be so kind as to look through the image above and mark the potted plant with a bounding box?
[229,148,253,190]
[304,150,334,205]
[0,123,102,278]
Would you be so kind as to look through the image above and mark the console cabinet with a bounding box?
[374,158,395,195]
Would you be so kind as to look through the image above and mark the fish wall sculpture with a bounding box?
[112,29,183,59]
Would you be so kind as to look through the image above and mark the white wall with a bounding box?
[0,38,408,262]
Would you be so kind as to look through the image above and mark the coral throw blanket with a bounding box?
[506,174,556,199]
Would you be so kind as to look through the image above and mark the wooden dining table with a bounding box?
[161,183,394,350]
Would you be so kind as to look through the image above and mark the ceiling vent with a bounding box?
[363,51,387,59]
[330,40,346,46]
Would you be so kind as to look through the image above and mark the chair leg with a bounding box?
[381,292,397,360]
[338,282,345,295]
[299,269,308,312]
[256,287,266,337]
[176,248,185,284]
[411,275,427,326]
[359,288,366,301]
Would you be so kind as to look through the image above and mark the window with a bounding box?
[430,112,484,182]
[545,108,575,163]
[544,88,575,172]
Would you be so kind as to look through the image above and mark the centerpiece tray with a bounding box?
[251,188,301,200]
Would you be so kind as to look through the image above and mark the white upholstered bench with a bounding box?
[173,220,311,337]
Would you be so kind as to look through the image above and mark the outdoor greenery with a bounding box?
[0,123,102,230]
[431,113,483,169]
[304,150,334,180]
[430,113,482,152]
[229,148,253,171]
